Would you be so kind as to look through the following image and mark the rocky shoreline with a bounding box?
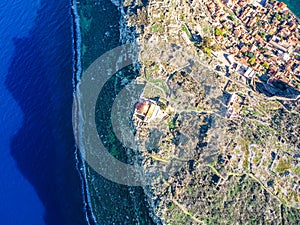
[74,0,158,224]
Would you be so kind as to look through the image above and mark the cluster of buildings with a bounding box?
[205,0,300,90]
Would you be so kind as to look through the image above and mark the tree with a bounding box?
[249,57,256,65]
[262,62,269,69]
[203,47,212,55]
[245,51,255,58]
[228,13,235,21]
[215,28,224,36]
[259,32,266,39]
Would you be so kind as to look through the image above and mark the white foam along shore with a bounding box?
[70,0,137,223]
[71,1,96,224]
[71,0,161,223]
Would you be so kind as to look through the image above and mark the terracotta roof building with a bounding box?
[134,98,160,122]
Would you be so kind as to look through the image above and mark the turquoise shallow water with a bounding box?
[282,0,300,17]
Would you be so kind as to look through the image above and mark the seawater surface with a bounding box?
[1,0,87,225]
[282,0,300,17]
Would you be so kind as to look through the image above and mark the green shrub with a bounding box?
[151,23,163,33]
[276,159,290,174]
[293,166,300,176]
[167,202,175,211]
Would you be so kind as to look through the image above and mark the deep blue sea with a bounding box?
[0,0,298,225]
[0,0,86,225]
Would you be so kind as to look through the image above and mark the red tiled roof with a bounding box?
[136,102,150,116]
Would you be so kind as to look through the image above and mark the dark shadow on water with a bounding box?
[5,1,87,225]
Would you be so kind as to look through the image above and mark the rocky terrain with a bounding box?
[76,0,300,223]
[125,0,300,224]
